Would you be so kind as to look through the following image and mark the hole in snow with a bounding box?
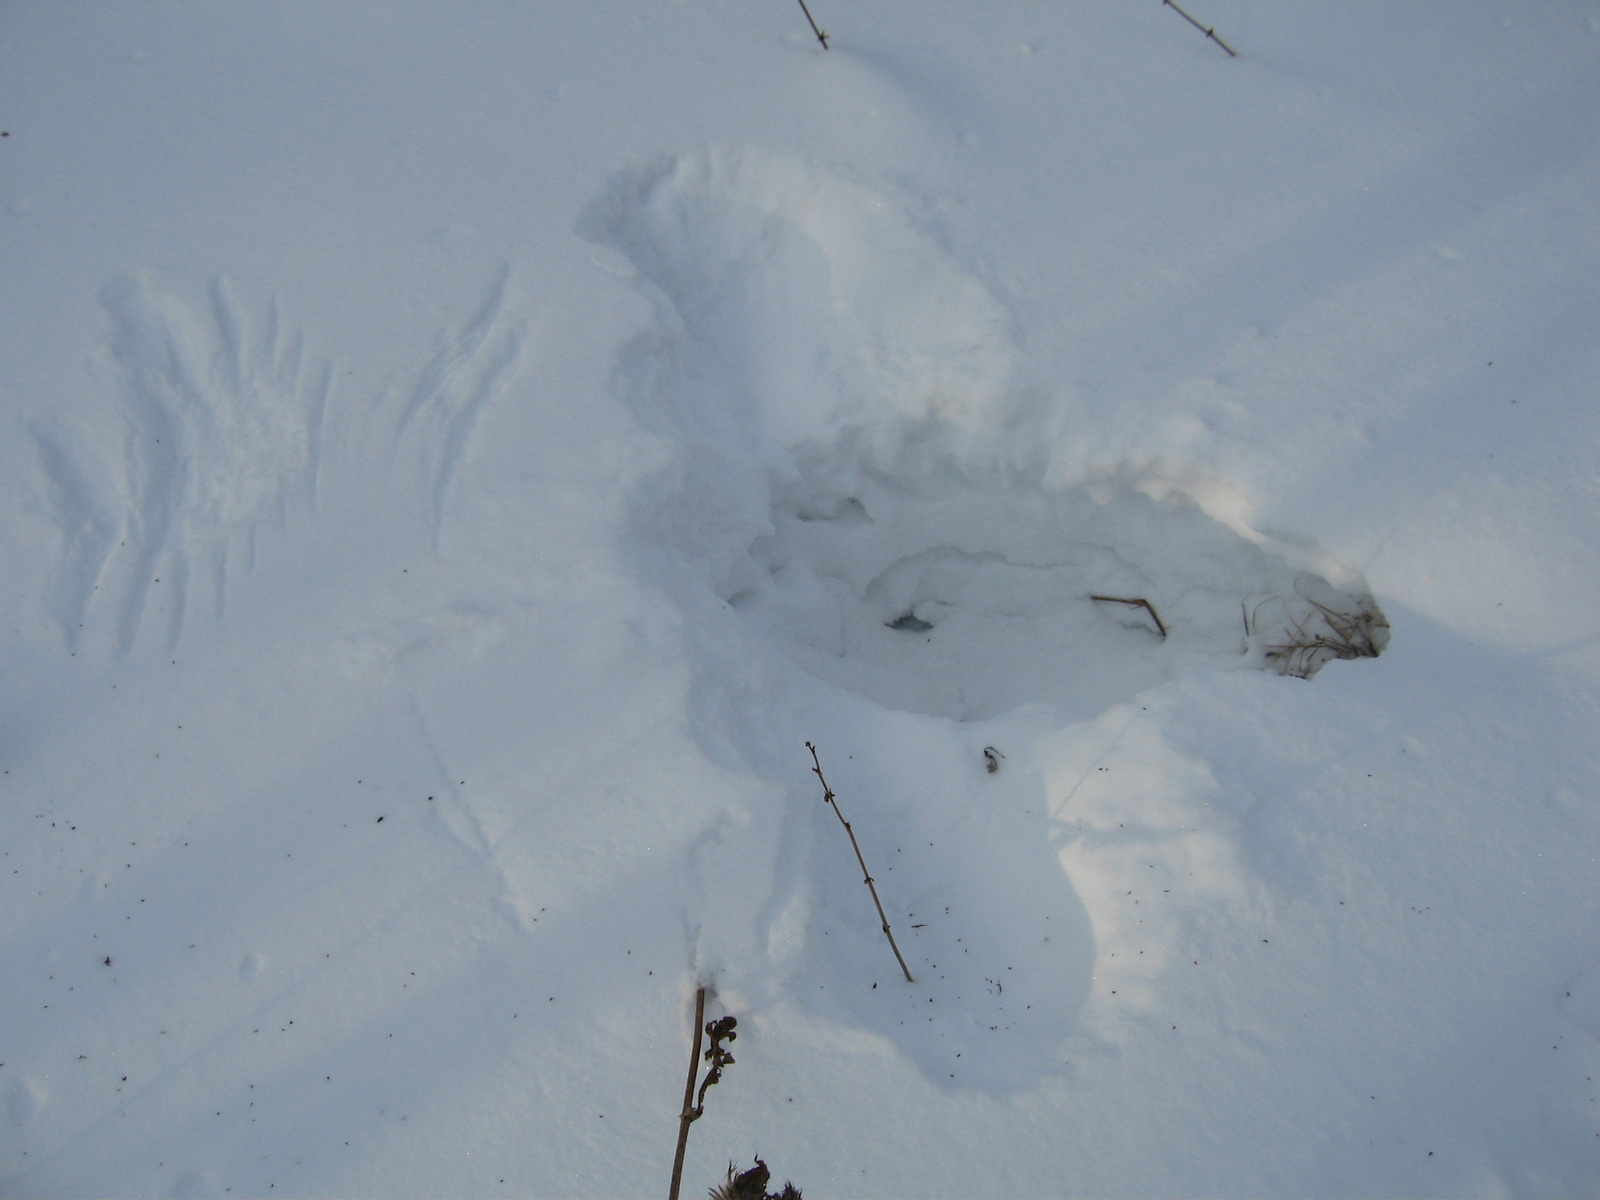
[706,450,1385,722]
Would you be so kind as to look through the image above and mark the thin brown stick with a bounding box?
[1090,595,1168,639]
[667,987,706,1200]
[796,0,829,49]
[806,742,914,983]
[1161,0,1238,57]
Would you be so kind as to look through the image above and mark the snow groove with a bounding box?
[28,423,120,652]
[393,265,530,554]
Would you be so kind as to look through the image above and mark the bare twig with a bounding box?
[796,0,828,49]
[667,987,707,1200]
[1161,0,1238,57]
[1090,595,1169,639]
[806,743,914,983]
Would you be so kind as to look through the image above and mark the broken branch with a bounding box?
[806,743,914,983]
[1161,0,1238,57]
[1090,595,1169,639]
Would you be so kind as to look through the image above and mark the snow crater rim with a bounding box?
[591,144,1387,722]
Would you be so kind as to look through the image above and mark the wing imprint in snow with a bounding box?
[29,422,121,652]
[392,265,531,554]
[42,276,331,655]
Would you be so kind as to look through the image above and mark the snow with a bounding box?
[2,3,1598,1196]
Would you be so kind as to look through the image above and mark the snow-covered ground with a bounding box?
[3,4,1598,1196]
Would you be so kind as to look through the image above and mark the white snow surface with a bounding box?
[2,4,1599,1197]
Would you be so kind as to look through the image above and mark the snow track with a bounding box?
[34,277,330,656]
[29,270,538,667]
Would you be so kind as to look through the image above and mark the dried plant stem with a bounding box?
[1161,0,1238,57]
[806,742,914,983]
[796,0,829,49]
[667,987,707,1200]
[1090,595,1169,639]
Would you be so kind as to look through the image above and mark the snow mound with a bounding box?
[588,145,1387,724]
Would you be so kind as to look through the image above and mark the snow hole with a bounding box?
[589,145,1387,725]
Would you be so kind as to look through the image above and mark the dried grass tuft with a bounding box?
[1250,578,1390,679]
